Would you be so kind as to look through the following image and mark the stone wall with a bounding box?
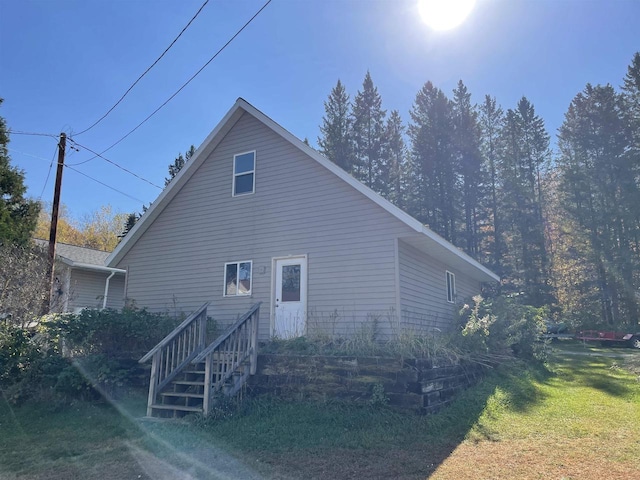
[247,354,484,414]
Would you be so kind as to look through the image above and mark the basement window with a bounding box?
[446,271,456,303]
[224,261,252,296]
[233,151,255,196]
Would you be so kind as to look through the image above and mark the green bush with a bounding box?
[41,307,180,359]
[0,323,42,386]
[2,307,182,405]
[457,294,547,362]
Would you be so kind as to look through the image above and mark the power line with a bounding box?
[6,146,147,204]
[67,138,163,190]
[64,164,147,204]
[6,147,52,163]
[38,144,59,200]
[69,0,272,163]
[8,130,58,139]
[74,0,212,136]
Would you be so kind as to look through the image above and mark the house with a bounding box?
[35,239,126,313]
[107,98,499,340]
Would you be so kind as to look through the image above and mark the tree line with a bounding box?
[3,53,639,330]
[318,54,640,328]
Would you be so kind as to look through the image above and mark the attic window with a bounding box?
[224,261,252,296]
[446,271,456,303]
[233,151,255,196]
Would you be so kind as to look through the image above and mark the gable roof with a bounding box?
[35,239,125,274]
[107,98,499,283]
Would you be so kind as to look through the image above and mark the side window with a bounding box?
[224,261,252,296]
[233,151,255,196]
[446,271,456,303]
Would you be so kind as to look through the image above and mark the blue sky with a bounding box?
[1,0,639,220]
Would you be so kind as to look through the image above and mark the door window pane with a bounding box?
[281,265,301,302]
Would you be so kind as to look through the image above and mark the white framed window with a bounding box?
[224,261,252,296]
[233,151,255,196]
[446,271,456,303]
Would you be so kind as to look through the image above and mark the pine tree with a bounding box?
[451,81,483,257]
[0,99,40,246]
[351,72,387,191]
[382,110,408,209]
[318,80,353,172]
[408,82,457,243]
[165,145,196,186]
[557,83,639,326]
[499,97,552,306]
[479,95,505,272]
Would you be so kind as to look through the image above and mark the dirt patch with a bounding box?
[429,437,639,480]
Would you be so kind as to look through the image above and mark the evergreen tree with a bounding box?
[557,83,639,326]
[351,72,387,191]
[165,145,196,186]
[408,82,457,243]
[382,110,408,209]
[451,81,483,257]
[318,80,353,172]
[479,95,505,272]
[499,97,552,306]
[0,99,40,246]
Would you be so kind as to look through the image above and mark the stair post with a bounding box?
[250,307,259,375]
[147,350,160,417]
[203,352,213,415]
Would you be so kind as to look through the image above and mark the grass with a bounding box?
[1,341,638,479]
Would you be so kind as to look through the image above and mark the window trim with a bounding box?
[232,150,256,197]
[446,270,456,303]
[223,260,253,297]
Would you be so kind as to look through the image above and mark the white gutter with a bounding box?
[63,261,126,275]
[102,271,116,310]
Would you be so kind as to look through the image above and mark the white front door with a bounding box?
[273,256,307,338]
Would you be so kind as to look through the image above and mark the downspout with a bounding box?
[102,271,116,310]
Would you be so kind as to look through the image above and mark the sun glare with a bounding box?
[418,0,476,31]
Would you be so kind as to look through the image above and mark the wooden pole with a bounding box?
[45,133,66,313]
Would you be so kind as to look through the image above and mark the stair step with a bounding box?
[160,392,204,399]
[172,380,205,386]
[150,403,203,413]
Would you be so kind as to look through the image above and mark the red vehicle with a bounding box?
[575,330,640,349]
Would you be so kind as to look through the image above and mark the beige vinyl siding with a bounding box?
[67,270,125,312]
[398,240,481,332]
[118,112,414,339]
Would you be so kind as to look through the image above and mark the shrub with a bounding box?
[40,307,180,359]
[2,307,183,405]
[0,323,42,386]
[457,294,547,362]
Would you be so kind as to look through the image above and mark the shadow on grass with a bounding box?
[0,360,552,480]
[136,360,552,480]
[550,348,633,398]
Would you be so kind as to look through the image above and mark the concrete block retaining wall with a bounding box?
[248,354,484,414]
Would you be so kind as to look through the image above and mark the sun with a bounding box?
[417,0,476,31]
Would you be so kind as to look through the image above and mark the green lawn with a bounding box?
[1,342,638,479]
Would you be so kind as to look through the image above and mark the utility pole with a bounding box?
[44,133,66,314]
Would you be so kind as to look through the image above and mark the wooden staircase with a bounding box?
[140,302,261,418]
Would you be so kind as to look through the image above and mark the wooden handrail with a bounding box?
[139,302,209,363]
[197,302,261,415]
[192,302,261,364]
